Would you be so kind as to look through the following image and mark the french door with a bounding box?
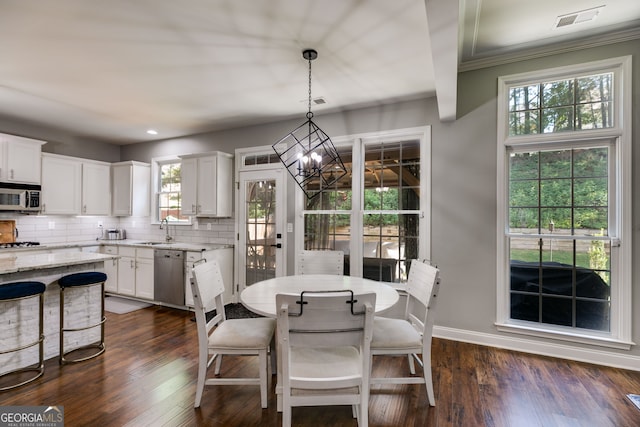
[237,169,287,293]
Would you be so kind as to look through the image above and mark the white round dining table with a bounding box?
[240,274,399,317]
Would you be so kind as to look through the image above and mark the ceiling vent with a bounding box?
[301,97,327,105]
[555,6,604,28]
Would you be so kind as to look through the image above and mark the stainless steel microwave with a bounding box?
[0,183,41,211]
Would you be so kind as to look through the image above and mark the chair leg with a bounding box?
[408,353,416,374]
[59,287,65,364]
[359,386,369,427]
[423,348,435,406]
[270,337,277,375]
[282,393,292,427]
[259,349,268,409]
[194,348,208,408]
[214,353,223,375]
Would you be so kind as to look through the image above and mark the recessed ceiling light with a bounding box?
[555,6,604,29]
[146,129,158,135]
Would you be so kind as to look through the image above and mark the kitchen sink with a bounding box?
[137,242,165,246]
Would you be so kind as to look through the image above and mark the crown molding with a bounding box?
[459,27,640,72]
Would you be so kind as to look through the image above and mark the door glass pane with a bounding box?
[245,179,276,285]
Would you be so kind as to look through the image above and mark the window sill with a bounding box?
[495,320,634,351]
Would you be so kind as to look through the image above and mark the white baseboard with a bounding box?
[433,325,640,371]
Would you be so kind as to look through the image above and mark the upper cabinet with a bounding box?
[82,160,111,215]
[180,151,233,217]
[41,154,82,215]
[41,153,110,215]
[0,133,46,184]
[111,161,150,217]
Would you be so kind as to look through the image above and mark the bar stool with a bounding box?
[0,281,46,391]
[58,272,107,364]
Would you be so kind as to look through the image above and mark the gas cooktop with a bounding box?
[0,241,41,249]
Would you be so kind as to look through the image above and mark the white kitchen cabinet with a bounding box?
[135,248,154,299]
[180,157,197,216]
[115,246,154,300]
[117,246,137,296]
[111,161,150,216]
[184,247,233,307]
[0,133,45,184]
[82,161,111,215]
[179,151,233,217]
[41,153,82,215]
[184,251,201,306]
[100,245,119,293]
[41,153,110,215]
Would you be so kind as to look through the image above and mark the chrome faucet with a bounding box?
[159,218,173,242]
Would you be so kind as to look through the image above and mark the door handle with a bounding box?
[270,243,282,248]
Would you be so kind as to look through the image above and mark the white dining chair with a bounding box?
[297,250,344,275]
[369,259,441,406]
[276,290,376,427]
[191,259,276,408]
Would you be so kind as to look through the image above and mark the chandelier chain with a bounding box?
[307,56,313,119]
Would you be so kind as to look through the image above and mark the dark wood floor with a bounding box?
[2,305,640,426]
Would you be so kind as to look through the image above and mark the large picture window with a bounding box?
[508,145,612,331]
[497,57,632,348]
[299,128,430,284]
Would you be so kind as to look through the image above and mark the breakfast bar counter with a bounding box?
[0,252,117,278]
[0,252,119,375]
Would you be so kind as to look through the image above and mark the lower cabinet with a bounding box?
[117,247,136,296]
[100,246,119,293]
[134,249,154,300]
[184,251,200,307]
[104,245,154,300]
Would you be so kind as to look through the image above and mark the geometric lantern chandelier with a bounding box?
[272,49,348,199]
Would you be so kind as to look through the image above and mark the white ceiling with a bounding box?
[1,0,638,145]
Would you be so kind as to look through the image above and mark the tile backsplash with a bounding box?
[1,214,235,245]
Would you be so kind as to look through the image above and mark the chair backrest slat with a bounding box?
[277,291,375,349]
[297,250,344,275]
[191,260,227,332]
[404,260,440,334]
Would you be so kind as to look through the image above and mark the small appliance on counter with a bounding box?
[104,229,126,240]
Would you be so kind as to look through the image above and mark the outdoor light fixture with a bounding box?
[272,49,348,199]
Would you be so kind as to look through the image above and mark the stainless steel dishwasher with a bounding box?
[154,249,185,305]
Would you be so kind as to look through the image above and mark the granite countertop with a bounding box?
[103,240,233,251]
[9,240,233,252]
[0,252,118,275]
